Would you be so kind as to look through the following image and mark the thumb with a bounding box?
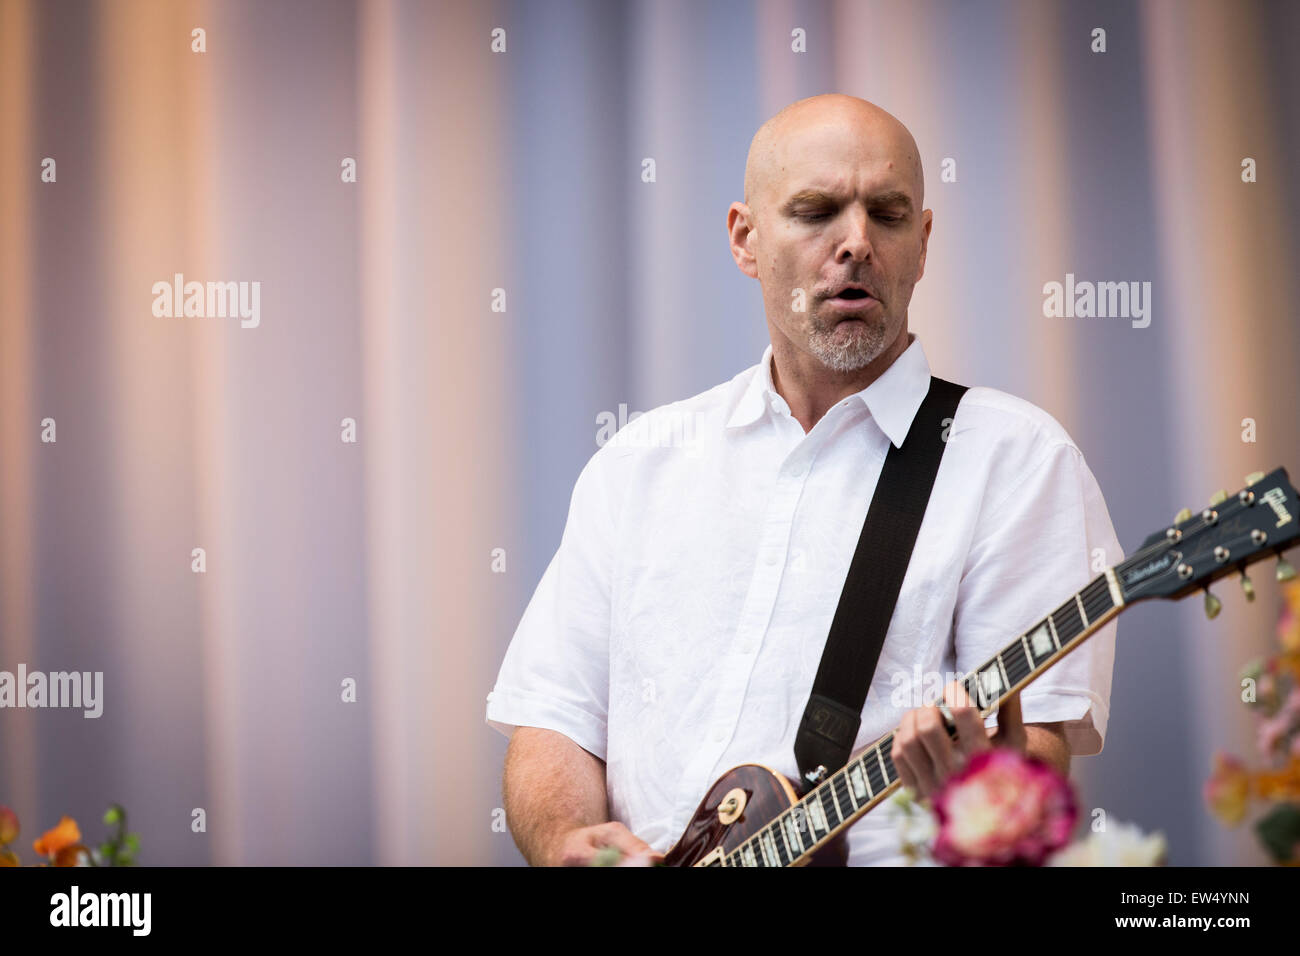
[993,691,1027,750]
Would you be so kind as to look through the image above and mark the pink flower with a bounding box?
[930,749,1078,866]
[1258,672,1276,702]
[1259,687,1300,758]
[1259,712,1290,758]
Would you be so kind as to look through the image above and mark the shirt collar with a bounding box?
[725,332,932,448]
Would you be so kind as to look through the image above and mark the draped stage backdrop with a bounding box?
[1,0,1298,866]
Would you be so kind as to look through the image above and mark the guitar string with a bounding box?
[720,521,1248,865]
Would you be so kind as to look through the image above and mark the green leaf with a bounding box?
[103,806,122,826]
[1254,802,1300,863]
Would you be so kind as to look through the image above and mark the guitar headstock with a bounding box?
[1117,468,1300,613]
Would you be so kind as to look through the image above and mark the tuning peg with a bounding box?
[1208,489,1228,506]
[1174,507,1193,525]
[1240,571,1256,602]
[1204,589,1222,619]
[1279,557,1297,582]
[1245,471,1266,486]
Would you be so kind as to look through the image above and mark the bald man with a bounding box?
[487,94,1121,866]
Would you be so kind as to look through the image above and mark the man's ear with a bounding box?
[728,202,760,280]
[915,208,933,282]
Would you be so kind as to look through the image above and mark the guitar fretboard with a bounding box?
[716,573,1120,867]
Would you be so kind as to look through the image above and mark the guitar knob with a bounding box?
[1204,589,1222,619]
[1240,571,1256,602]
[1208,489,1228,506]
[1245,471,1266,486]
[1174,507,1193,524]
[1278,558,1297,582]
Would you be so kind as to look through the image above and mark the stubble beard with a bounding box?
[804,305,891,373]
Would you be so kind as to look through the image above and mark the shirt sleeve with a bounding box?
[954,440,1123,757]
[485,448,618,761]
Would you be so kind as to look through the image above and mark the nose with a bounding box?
[835,205,873,264]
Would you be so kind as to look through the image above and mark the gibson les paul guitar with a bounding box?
[661,467,1300,867]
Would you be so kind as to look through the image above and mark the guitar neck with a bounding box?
[710,466,1300,867]
[724,570,1125,868]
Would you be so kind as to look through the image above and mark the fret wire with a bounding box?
[782,809,805,858]
[865,749,886,795]
[829,773,848,821]
[796,798,816,845]
[728,576,1121,869]
[762,827,779,867]
[995,654,1011,691]
[776,818,795,865]
[1052,606,1082,642]
[770,823,790,866]
[842,766,861,810]
[876,741,893,785]
[1084,595,1113,614]
[880,746,897,784]
[852,759,873,796]
[819,784,841,829]
[1003,640,1029,664]
[833,772,854,816]
[1087,580,1112,598]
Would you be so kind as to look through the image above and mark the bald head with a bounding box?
[743,94,924,217]
[726,94,933,384]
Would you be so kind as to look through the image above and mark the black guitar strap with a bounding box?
[794,376,968,790]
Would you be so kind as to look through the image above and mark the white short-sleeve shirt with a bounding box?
[486,332,1123,866]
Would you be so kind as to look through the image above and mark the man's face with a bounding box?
[736,118,932,373]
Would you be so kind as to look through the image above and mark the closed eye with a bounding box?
[798,211,904,223]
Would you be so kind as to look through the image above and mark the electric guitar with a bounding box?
[661,467,1300,867]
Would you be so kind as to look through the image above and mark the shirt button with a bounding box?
[765,553,778,566]
[713,727,727,742]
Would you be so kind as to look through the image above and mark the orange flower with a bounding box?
[1284,580,1300,616]
[1255,755,1300,802]
[1204,753,1251,825]
[53,844,91,867]
[1280,605,1300,655]
[32,816,80,859]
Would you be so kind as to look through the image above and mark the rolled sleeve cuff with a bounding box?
[982,687,1108,757]
[485,687,609,762]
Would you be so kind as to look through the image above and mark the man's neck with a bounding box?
[769,325,910,435]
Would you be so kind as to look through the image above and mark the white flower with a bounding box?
[1048,820,1167,866]
[889,789,939,865]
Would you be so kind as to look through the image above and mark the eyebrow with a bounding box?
[782,189,914,214]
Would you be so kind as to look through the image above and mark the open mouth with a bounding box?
[826,285,878,308]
